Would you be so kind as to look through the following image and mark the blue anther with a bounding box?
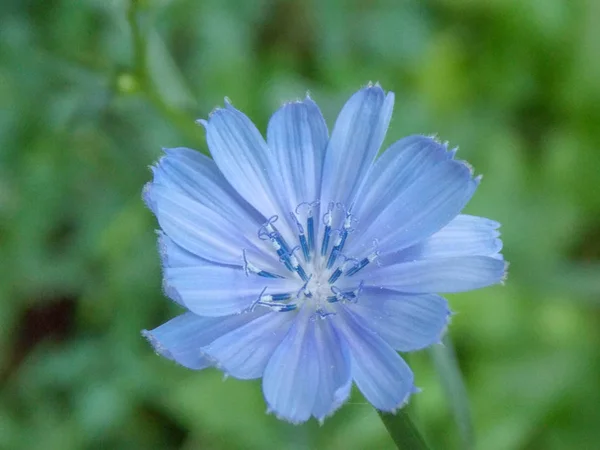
[326,229,348,269]
[290,211,310,262]
[299,234,310,262]
[270,293,292,301]
[307,215,315,253]
[296,274,313,298]
[320,202,335,257]
[277,304,297,312]
[345,252,378,277]
[321,226,331,257]
[345,257,370,277]
[257,270,283,278]
[243,249,284,278]
[314,309,336,319]
[295,265,309,282]
[328,267,343,284]
[327,285,360,304]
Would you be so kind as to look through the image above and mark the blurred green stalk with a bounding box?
[127,0,205,150]
[377,409,430,450]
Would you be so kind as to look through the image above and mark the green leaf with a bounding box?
[429,336,474,449]
[377,409,430,450]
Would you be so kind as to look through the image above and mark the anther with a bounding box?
[242,249,283,278]
[252,287,297,312]
[288,247,309,282]
[290,212,310,262]
[328,257,356,284]
[345,251,379,277]
[321,202,335,257]
[296,274,313,299]
[326,209,354,269]
[296,201,319,255]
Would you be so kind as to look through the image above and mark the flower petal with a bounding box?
[347,159,478,256]
[336,307,416,411]
[202,103,282,226]
[320,85,394,208]
[147,184,274,267]
[396,214,503,261]
[262,308,319,423]
[356,256,507,294]
[311,318,352,422]
[164,266,297,316]
[142,311,266,370]
[157,232,206,269]
[202,310,295,379]
[147,147,265,226]
[266,97,328,211]
[352,135,452,225]
[346,290,450,352]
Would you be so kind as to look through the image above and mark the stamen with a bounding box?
[326,282,364,303]
[296,201,319,254]
[320,202,335,257]
[314,309,336,319]
[252,287,297,312]
[288,247,309,282]
[296,274,313,299]
[256,301,298,312]
[261,293,293,302]
[242,249,283,278]
[328,256,357,284]
[307,215,315,253]
[345,251,379,277]
[290,212,310,262]
[272,238,294,272]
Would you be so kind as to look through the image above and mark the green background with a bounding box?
[1,0,599,448]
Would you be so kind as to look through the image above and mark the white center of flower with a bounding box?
[246,203,377,316]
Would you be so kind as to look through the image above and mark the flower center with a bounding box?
[245,202,379,316]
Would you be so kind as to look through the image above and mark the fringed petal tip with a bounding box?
[197,98,238,128]
[279,95,320,109]
[142,181,155,212]
[378,385,421,414]
[161,279,185,306]
[264,400,350,426]
[141,329,174,361]
[432,308,453,346]
[365,80,382,89]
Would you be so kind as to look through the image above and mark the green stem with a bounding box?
[126,0,206,150]
[377,409,431,450]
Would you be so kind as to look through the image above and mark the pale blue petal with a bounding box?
[320,85,394,208]
[263,308,320,423]
[352,135,451,225]
[142,311,265,370]
[157,232,206,269]
[336,308,416,411]
[202,310,295,379]
[356,256,507,294]
[147,184,274,268]
[149,147,265,226]
[347,159,476,256]
[266,97,328,211]
[311,318,352,422]
[202,104,283,229]
[164,266,297,316]
[396,214,503,261]
[346,290,451,352]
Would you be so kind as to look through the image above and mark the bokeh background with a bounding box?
[2,0,600,449]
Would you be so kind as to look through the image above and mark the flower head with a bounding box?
[143,84,505,424]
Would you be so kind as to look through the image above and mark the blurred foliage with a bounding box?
[1,0,600,449]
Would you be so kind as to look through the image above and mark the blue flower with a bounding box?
[142,84,506,424]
